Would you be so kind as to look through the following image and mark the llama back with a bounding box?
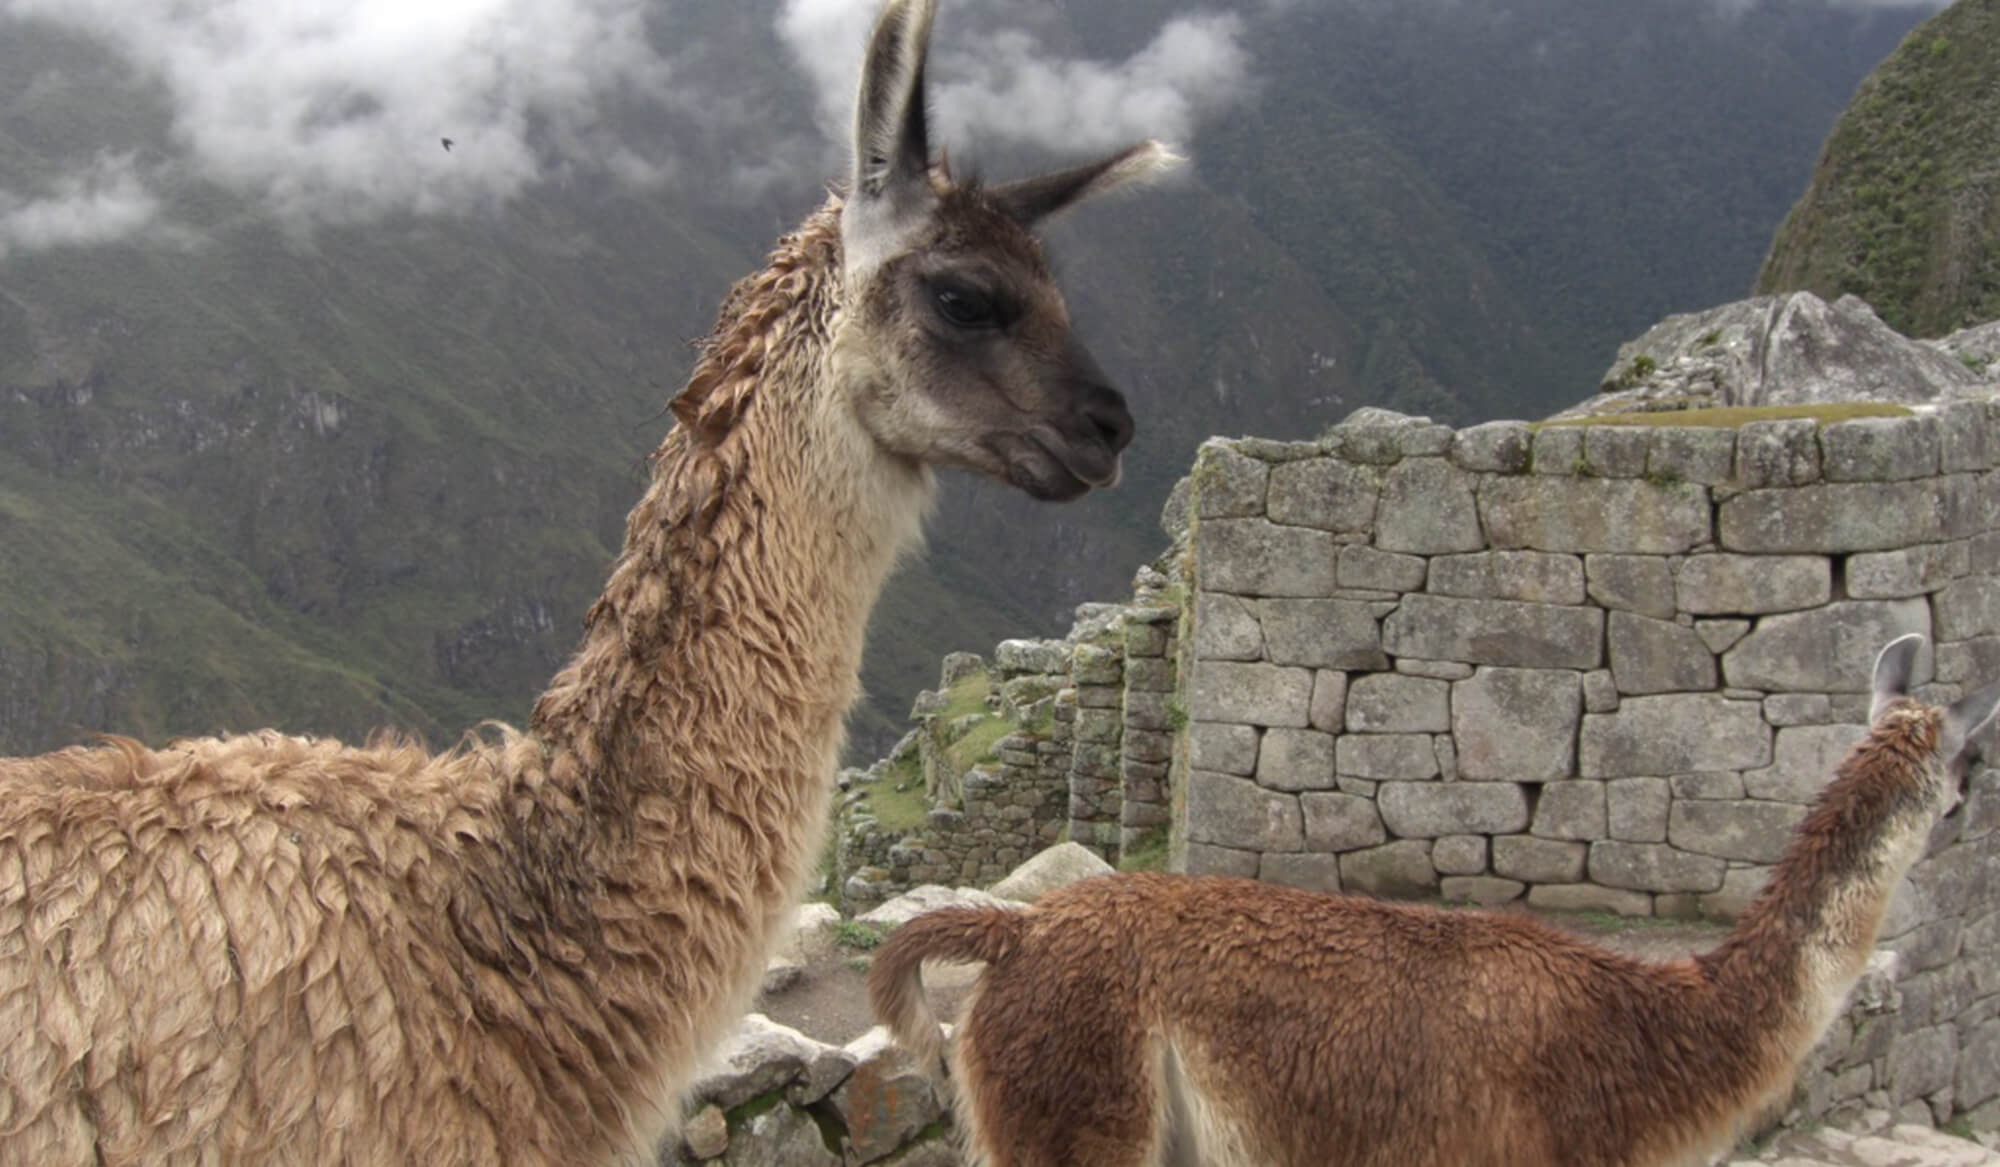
[0,734,560,1165]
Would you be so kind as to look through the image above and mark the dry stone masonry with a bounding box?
[1175,403,2000,1128]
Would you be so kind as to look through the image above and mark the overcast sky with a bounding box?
[0,0,1954,257]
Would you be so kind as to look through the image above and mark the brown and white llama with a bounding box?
[0,2,1175,1162]
[870,633,2000,1167]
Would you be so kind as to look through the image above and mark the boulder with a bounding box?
[858,885,1011,929]
[988,842,1115,903]
[1562,292,1986,418]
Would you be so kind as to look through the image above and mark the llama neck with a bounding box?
[1701,718,1942,1052]
[516,201,929,1101]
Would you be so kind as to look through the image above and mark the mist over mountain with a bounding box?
[0,0,1942,756]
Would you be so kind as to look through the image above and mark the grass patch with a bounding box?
[1541,401,1911,429]
[1118,827,1172,873]
[939,672,994,721]
[863,778,933,833]
[834,920,888,951]
[945,716,1014,773]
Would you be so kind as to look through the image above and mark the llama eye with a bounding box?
[933,284,1001,329]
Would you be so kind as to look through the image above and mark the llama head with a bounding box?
[833,0,1170,501]
[1869,633,2000,814]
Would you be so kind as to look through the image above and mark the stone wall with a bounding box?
[837,598,1179,910]
[1173,403,2000,1125]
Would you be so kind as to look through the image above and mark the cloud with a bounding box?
[0,155,171,257]
[778,0,1250,164]
[0,0,679,229]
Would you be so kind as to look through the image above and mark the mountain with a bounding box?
[1757,0,2000,338]
[0,0,1941,758]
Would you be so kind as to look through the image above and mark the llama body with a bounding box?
[0,1,1172,1160]
[871,635,2000,1167]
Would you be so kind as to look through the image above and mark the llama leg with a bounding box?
[954,981,1161,1167]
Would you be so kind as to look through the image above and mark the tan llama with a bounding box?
[870,633,2000,1167]
[0,1,1176,1162]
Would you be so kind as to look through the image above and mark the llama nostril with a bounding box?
[1083,389,1134,454]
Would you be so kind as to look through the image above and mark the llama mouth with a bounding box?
[1005,431,1122,500]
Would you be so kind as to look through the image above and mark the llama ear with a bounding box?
[990,140,1182,227]
[1870,633,1926,723]
[846,0,937,269]
[1943,677,2000,763]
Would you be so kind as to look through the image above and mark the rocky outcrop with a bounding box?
[1561,292,1997,419]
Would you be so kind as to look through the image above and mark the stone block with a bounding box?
[1482,476,1710,554]
[1258,599,1388,670]
[1819,414,1940,482]
[1452,667,1582,781]
[1531,426,1584,476]
[1607,611,1718,695]
[1197,519,1339,596]
[1124,621,1171,658]
[1188,661,1314,728]
[1674,553,1832,615]
[1379,782,1530,837]
[1189,722,1259,776]
[1744,724,1865,802]
[1646,426,1737,485]
[1257,728,1337,792]
[1428,551,1585,605]
[1533,781,1608,840]
[1699,866,1773,920]
[995,638,1069,675]
[1398,424,1455,458]
[1695,619,1752,655]
[1336,734,1439,781]
[1958,1019,2000,1110]
[1719,477,1974,552]
[1670,771,1746,799]
[1346,674,1451,734]
[1124,658,1175,693]
[1887,1025,1957,1105]
[1667,800,1806,863]
[1607,778,1670,842]
[1847,542,1969,599]
[1384,594,1603,669]
[1259,852,1342,894]
[1302,792,1390,851]
[1722,599,1931,691]
[1193,442,1271,517]
[1936,577,2000,641]
[1762,693,1833,726]
[1734,418,1821,488]
[1395,659,1476,680]
[1442,876,1525,906]
[1186,772,1303,852]
[1450,421,1533,473]
[1588,842,1727,893]
[1073,643,1121,685]
[1375,458,1485,554]
[1583,669,1619,713]
[1338,841,1439,899]
[1937,637,2000,686]
[1585,554,1677,620]
[1492,835,1588,882]
[1432,834,1489,876]
[1182,842,1260,877]
[1580,694,1768,777]
[1583,426,1651,477]
[1526,884,1654,917]
[1310,671,1347,732]
[1267,459,1381,533]
[1338,545,1427,593]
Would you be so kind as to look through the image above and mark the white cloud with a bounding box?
[778,0,1250,163]
[0,0,678,229]
[0,155,171,256]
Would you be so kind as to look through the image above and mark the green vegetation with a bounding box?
[860,769,932,834]
[833,920,887,952]
[1542,401,1911,429]
[1758,0,2000,336]
[1117,827,1172,873]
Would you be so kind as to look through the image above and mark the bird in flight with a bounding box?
[441,138,455,152]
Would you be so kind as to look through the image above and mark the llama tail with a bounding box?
[867,905,1027,1078]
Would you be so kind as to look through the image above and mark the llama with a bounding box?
[0,1,1174,1161]
[870,634,2000,1167]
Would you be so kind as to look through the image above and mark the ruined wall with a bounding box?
[1173,402,2000,1125]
